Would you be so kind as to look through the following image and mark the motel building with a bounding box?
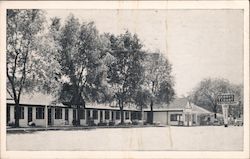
[6,93,213,128]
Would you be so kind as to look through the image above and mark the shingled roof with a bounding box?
[6,92,63,106]
[7,93,212,114]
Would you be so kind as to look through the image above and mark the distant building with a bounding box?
[6,93,213,127]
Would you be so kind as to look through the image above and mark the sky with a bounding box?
[46,9,244,97]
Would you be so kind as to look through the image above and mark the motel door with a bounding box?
[73,109,77,121]
[28,107,33,123]
[87,110,91,123]
[7,106,10,123]
[100,111,103,122]
[48,108,52,125]
[65,109,69,121]
[147,112,152,123]
[111,111,115,121]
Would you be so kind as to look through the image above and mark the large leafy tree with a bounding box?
[143,53,175,124]
[190,78,243,118]
[49,15,106,126]
[6,9,46,127]
[133,88,151,121]
[106,31,145,124]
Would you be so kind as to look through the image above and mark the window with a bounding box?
[105,110,110,120]
[87,110,91,119]
[111,111,114,120]
[131,112,137,120]
[138,112,142,120]
[55,108,62,119]
[170,114,178,121]
[79,109,85,119]
[7,106,10,122]
[116,111,120,120]
[100,111,103,121]
[132,111,141,120]
[125,111,130,119]
[36,107,44,119]
[185,114,191,121]
[65,109,68,121]
[93,110,98,120]
[192,114,196,124]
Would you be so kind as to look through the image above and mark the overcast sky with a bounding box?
[46,9,243,97]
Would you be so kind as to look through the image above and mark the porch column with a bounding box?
[90,110,93,118]
[97,110,100,122]
[102,110,105,121]
[62,108,65,121]
[114,111,116,121]
[84,110,87,121]
[10,106,15,122]
[45,105,48,128]
[123,111,126,121]
[51,107,55,125]
[141,110,144,126]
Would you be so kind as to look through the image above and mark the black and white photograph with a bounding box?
[0,1,249,159]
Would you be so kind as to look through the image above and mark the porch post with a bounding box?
[109,110,112,120]
[90,109,93,118]
[45,105,48,128]
[102,110,105,121]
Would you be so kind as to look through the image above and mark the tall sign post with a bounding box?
[221,104,229,126]
[217,93,236,127]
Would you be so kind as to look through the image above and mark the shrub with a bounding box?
[108,121,115,126]
[98,122,107,126]
[87,118,96,126]
[7,121,15,127]
[132,120,139,125]
[72,120,78,126]
[28,122,36,127]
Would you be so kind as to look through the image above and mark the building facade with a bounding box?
[6,94,213,127]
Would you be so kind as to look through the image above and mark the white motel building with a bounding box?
[6,93,213,127]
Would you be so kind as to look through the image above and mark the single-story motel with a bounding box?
[7,93,216,128]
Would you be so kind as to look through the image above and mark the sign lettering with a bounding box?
[217,94,234,105]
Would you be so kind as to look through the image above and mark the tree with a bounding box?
[48,15,107,126]
[133,88,151,121]
[6,9,46,127]
[106,31,145,124]
[143,53,175,124]
[229,84,243,118]
[190,78,243,119]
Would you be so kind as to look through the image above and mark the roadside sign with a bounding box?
[217,94,234,105]
[217,93,237,127]
[222,104,229,127]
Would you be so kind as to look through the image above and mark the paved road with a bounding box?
[7,126,243,151]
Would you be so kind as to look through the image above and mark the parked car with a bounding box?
[234,118,243,126]
[213,118,222,126]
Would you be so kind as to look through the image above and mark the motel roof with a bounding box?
[191,105,213,114]
[6,93,139,111]
[7,93,65,107]
[6,93,212,114]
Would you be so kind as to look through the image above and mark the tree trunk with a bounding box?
[140,105,143,120]
[150,100,154,124]
[14,103,20,127]
[77,105,81,126]
[120,99,124,125]
[213,104,217,119]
